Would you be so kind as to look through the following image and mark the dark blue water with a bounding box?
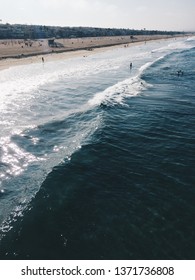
[0,37,195,259]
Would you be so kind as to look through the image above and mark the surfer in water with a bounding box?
[177,70,183,76]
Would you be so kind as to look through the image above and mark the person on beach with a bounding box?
[42,57,44,63]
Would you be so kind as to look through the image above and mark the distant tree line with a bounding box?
[0,23,184,40]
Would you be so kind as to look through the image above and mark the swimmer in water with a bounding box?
[177,70,183,76]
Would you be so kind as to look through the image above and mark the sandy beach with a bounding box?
[0,34,184,71]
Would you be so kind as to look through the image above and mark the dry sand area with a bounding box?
[0,34,180,70]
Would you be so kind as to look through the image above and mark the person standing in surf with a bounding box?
[130,62,132,69]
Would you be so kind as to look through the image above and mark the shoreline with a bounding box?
[0,34,188,71]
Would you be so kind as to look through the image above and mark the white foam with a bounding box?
[88,58,161,108]
[152,40,193,54]
[88,75,150,107]
[186,36,195,42]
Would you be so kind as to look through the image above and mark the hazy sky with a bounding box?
[1,0,194,31]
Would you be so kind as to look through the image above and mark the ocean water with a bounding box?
[0,37,195,259]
